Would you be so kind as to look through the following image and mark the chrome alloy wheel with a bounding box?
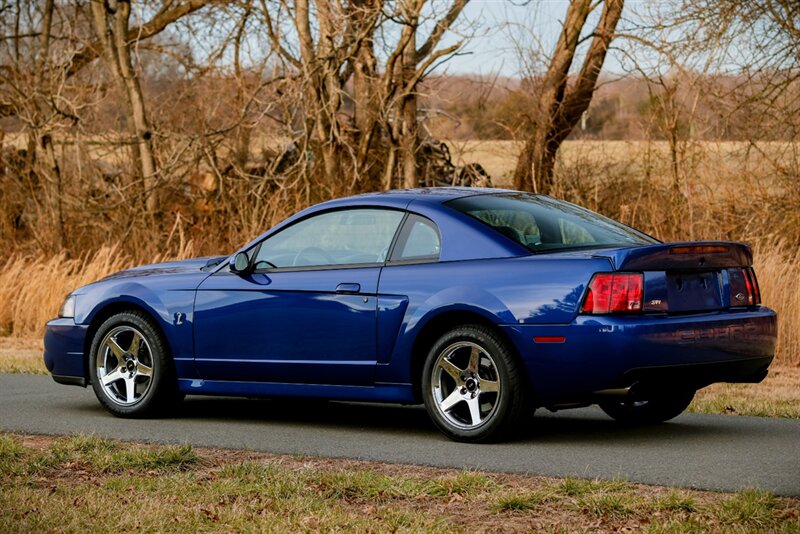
[430,341,501,430]
[95,326,154,406]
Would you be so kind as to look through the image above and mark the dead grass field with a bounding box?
[1,433,798,532]
[447,139,798,188]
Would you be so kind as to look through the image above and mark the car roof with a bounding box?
[234,187,531,260]
[348,187,517,205]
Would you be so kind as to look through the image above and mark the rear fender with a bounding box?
[377,286,512,383]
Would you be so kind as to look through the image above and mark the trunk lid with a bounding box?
[590,241,755,313]
[593,241,752,271]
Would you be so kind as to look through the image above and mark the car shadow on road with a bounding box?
[174,396,436,432]
[165,395,745,445]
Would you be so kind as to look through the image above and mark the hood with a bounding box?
[101,256,227,281]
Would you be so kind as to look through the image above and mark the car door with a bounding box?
[193,208,405,385]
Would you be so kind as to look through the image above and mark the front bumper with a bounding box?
[501,307,777,403]
[43,318,89,387]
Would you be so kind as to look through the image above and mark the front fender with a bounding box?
[75,282,197,367]
[78,282,170,326]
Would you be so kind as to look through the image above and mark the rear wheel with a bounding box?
[599,391,695,425]
[89,311,181,418]
[422,325,528,442]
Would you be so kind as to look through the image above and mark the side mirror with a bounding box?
[229,251,251,274]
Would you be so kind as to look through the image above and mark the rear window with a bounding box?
[446,193,658,252]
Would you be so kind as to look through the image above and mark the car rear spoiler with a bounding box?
[594,241,753,271]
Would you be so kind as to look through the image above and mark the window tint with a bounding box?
[446,193,657,252]
[254,209,404,269]
[391,215,440,262]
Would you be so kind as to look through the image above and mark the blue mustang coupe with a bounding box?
[45,188,777,442]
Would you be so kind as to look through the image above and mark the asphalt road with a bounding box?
[1,374,798,496]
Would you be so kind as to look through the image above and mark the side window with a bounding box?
[254,209,404,269]
[390,214,441,262]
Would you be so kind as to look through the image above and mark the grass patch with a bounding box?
[0,337,45,374]
[558,476,630,496]
[426,471,494,497]
[577,492,638,517]
[0,435,24,459]
[1,433,798,532]
[652,489,698,513]
[22,435,199,475]
[314,469,423,501]
[493,489,554,511]
[689,367,800,419]
[718,488,779,528]
[0,435,25,472]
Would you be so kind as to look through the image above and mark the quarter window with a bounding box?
[390,214,441,262]
[254,209,404,269]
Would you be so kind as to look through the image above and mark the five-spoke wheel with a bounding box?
[422,325,528,442]
[95,326,154,405]
[89,311,180,417]
[431,341,501,429]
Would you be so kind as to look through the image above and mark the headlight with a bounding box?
[59,295,76,318]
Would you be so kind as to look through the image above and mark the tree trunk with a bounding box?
[513,0,624,194]
[514,128,557,193]
[112,1,157,212]
[91,0,158,212]
[41,133,66,248]
[400,9,418,189]
[352,5,380,189]
[232,0,253,170]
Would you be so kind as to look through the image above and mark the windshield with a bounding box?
[446,193,658,252]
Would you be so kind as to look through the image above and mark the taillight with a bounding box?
[749,268,762,304]
[581,273,643,314]
[734,267,761,306]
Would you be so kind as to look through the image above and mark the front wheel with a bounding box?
[89,311,181,418]
[599,391,695,425]
[422,325,528,443]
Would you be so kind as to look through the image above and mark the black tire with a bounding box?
[89,310,181,418]
[421,325,529,443]
[599,390,695,425]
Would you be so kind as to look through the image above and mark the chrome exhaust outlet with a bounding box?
[592,382,640,398]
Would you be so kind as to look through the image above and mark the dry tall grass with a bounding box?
[0,241,195,337]
[753,241,800,365]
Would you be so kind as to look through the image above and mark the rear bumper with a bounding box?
[43,318,89,387]
[501,307,777,402]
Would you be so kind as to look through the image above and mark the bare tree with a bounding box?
[513,0,624,193]
[260,0,468,192]
[0,0,75,250]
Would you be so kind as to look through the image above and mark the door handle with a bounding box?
[335,283,361,294]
